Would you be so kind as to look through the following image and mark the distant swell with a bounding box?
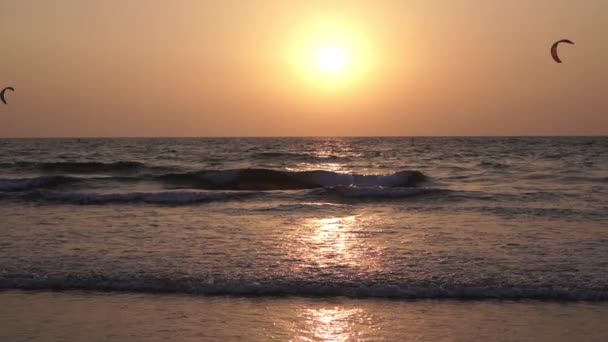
[1,275,606,301]
[159,169,427,191]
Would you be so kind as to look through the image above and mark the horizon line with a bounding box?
[1,135,606,139]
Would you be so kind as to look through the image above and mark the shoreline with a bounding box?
[6,288,608,303]
[1,287,608,303]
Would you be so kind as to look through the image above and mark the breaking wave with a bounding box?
[18,190,257,205]
[0,169,436,204]
[158,169,427,190]
[0,169,427,192]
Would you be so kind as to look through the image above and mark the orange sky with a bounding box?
[1,0,606,137]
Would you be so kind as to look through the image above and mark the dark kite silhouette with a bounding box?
[0,87,14,104]
[551,39,574,63]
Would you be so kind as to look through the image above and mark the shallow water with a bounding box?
[0,137,607,299]
[2,291,608,342]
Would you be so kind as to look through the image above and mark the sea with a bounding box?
[0,137,607,341]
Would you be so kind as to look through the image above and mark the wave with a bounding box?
[16,190,257,204]
[7,161,147,173]
[159,169,427,191]
[0,169,432,203]
[1,275,606,301]
[0,175,142,192]
[1,187,454,205]
[0,169,427,192]
[312,186,448,199]
[0,176,78,192]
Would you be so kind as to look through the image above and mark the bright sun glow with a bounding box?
[315,46,349,74]
[286,18,376,91]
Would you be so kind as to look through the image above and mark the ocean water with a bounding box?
[0,137,607,340]
[0,137,607,298]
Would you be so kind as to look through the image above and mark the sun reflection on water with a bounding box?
[286,162,347,173]
[313,216,354,250]
[294,307,366,342]
[290,215,382,272]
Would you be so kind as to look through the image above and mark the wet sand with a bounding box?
[2,291,608,341]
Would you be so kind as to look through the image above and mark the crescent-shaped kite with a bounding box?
[0,87,14,105]
[551,39,574,63]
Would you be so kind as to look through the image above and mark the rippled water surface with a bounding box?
[0,137,607,300]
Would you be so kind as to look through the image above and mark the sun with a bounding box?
[315,46,349,75]
[286,18,375,90]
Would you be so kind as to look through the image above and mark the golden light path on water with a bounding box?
[308,217,355,268]
[282,214,391,341]
[3,290,606,341]
[289,216,382,341]
[294,307,369,342]
[293,215,384,272]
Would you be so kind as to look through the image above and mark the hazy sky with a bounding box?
[1,0,606,137]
